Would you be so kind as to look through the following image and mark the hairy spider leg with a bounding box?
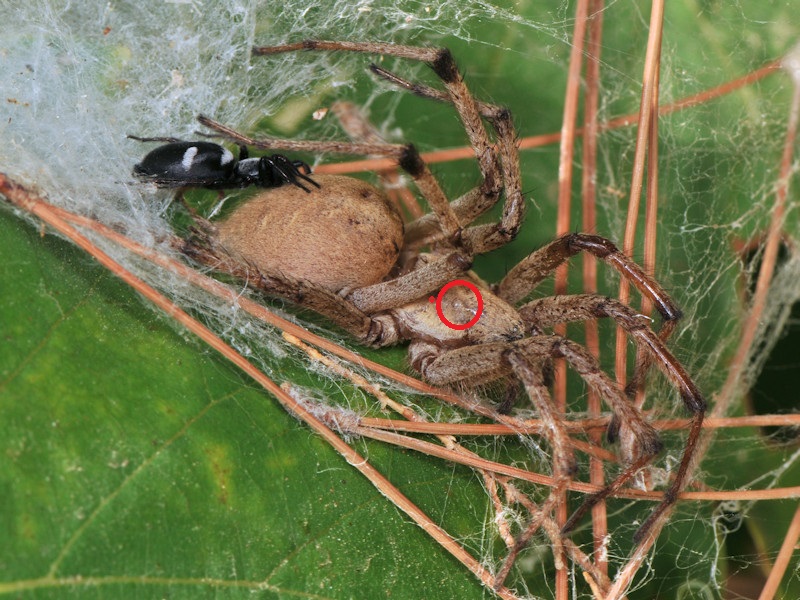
[519,294,706,534]
[499,230,688,391]
[495,233,706,539]
[368,63,526,253]
[252,40,524,255]
[412,335,661,457]
[257,155,320,193]
[507,350,578,477]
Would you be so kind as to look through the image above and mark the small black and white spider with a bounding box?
[129,136,320,193]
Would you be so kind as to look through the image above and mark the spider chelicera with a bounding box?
[180,40,706,547]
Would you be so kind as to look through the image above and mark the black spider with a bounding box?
[130,136,320,193]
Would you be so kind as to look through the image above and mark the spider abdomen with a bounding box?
[215,174,404,291]
[134,141,236,188]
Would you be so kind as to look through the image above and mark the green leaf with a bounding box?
[0,209,494,598]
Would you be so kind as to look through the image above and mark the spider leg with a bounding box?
[413,333,670,539]
[518,294,704,413]
[254,41,499,194]
[412,335,662,462]
[506,350,577,476]
[532,335,699,542]
[369,64,500,119]
[329,100,426,219]
[498,232,693,431]
[518,294,706,538]
[529,336,664,459]
[252,41,525,254]
[496,232,683,326]
[346,251,472,313]
[632,408,704,543]
[369,64,525,253]
[196,115,463,246]
[564,402,705,542]
[127,135,184,143]
[459,107,525,254]
[560,445,656,535]
[197,114,406,157]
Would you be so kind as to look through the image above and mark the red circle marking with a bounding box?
[433,279,484,330]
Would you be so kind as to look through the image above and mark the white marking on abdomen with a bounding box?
[182,146,199,171]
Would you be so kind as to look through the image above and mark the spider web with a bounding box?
[1,1,799,599]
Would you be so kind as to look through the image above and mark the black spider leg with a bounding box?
[127,135,184,143]
[259,154,321,192]
[272,154,320,189]
[291,159,314,175]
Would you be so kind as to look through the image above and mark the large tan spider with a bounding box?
[183,40,706,544]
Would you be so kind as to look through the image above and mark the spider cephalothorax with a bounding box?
[180,40,706,545]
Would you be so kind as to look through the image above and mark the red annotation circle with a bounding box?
[427,279,484,330]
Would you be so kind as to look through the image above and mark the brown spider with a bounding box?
[182,40,706,544]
